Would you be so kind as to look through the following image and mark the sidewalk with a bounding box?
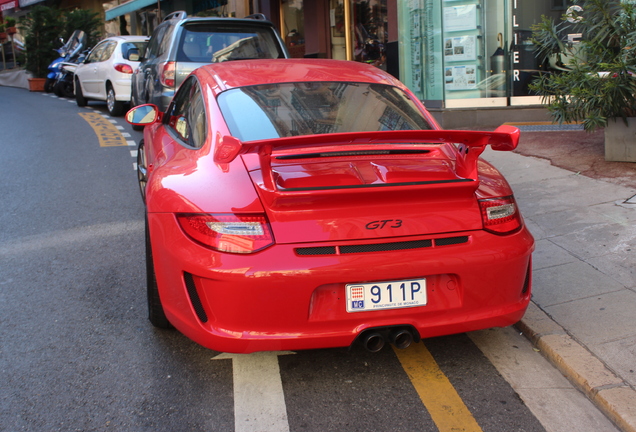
[0,67,30,90]
[482,129,636,432]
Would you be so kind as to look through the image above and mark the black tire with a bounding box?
[53,80,64,97]
[60,78,74,98]
[145,215,172,329]
[44,77,55,93]
[75,78,87,107]
[106,85,125,116]
[137,139,148,203]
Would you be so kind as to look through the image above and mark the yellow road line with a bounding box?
[394,342,483,432]
[79,112,128,147]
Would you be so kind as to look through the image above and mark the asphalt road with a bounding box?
[0,87,618,432]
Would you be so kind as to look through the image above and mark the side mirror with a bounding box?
[126,104,160,125]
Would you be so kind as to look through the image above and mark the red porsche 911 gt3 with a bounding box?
[126,59,534,354]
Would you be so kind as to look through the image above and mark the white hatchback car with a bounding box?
[75,35,150,116]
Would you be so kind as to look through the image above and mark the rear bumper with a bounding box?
[149,213,534,353]
[112,77,133,101]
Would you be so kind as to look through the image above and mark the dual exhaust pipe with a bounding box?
[357,326,420,352]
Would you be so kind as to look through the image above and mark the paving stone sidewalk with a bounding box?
[482,143,636,432]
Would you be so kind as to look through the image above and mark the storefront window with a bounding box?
[510,0,564,104]
[398,0,568,108]
[282,0,305,58]
[352,0,388,70]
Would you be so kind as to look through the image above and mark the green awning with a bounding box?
[105,0,159,21]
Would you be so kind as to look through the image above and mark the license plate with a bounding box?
[346,278,427,312]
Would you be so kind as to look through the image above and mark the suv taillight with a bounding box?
[479,196,522,235]
[160,61,176,88]
[177,213,275,254]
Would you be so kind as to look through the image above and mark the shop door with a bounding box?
[443,0,509,108]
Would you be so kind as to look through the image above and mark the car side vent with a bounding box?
[521,264,531,295]
[184,272,208,323]
[295,236,469,256]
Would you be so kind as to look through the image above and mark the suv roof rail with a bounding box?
[164,11,187,21]
[245,13,268,21]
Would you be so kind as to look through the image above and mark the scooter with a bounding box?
[51,30,87,98]
[44,39,68,93]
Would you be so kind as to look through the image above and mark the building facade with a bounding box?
[3,0,577,126]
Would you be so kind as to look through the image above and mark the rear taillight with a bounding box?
[177,213,274,254]
[114,63,134,74]
[479,195,522,235]
[160,61,176,88]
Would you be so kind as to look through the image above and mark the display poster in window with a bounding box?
[444,35,476,62]
[412,41,421,65]
[443,5,477,32]
[444,65,477,90]
[411,10,421,38]
[412,67,422,92]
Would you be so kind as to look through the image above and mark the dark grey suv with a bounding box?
[130,11,288,112]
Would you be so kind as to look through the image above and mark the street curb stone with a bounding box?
[516,302,636,432]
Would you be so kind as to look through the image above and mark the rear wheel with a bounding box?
[53,80,64,97]
[75,78,87,107]
[44,77,55,93]
[145,215,172,329]
[60,77,74,98]
[106,84,125,116]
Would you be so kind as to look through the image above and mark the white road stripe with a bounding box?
[127,140,136,146]
[214,352,294,432]
[469,328,620,432]
[130,150,137,157]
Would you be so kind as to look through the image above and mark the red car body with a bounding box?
[128,59,534,354]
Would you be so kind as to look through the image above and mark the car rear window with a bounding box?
[176,23,285,63]
[218,82,434,142]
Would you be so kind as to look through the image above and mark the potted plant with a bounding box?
[0,23,6,41]
[61,9,102,51]
[19,5,63,91]
[530,0,636,162]
[5,17,17,35]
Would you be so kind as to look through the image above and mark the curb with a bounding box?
[516,302,636,432]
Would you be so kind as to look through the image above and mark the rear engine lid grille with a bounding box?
[295,235,469,256]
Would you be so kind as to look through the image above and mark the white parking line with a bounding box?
[214,352,294,432]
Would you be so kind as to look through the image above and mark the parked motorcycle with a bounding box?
[50,30,87,98]
[44,39,68,93]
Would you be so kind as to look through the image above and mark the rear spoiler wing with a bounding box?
[215,125,520,181]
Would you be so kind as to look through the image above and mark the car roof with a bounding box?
[196,59,405,92]
[106,35,150,43]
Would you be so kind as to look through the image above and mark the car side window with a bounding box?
[101,42,117,62]
[158,25,175,57]
[145,26,166,60]
[86,41,108,64]
[167,77,207,149]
